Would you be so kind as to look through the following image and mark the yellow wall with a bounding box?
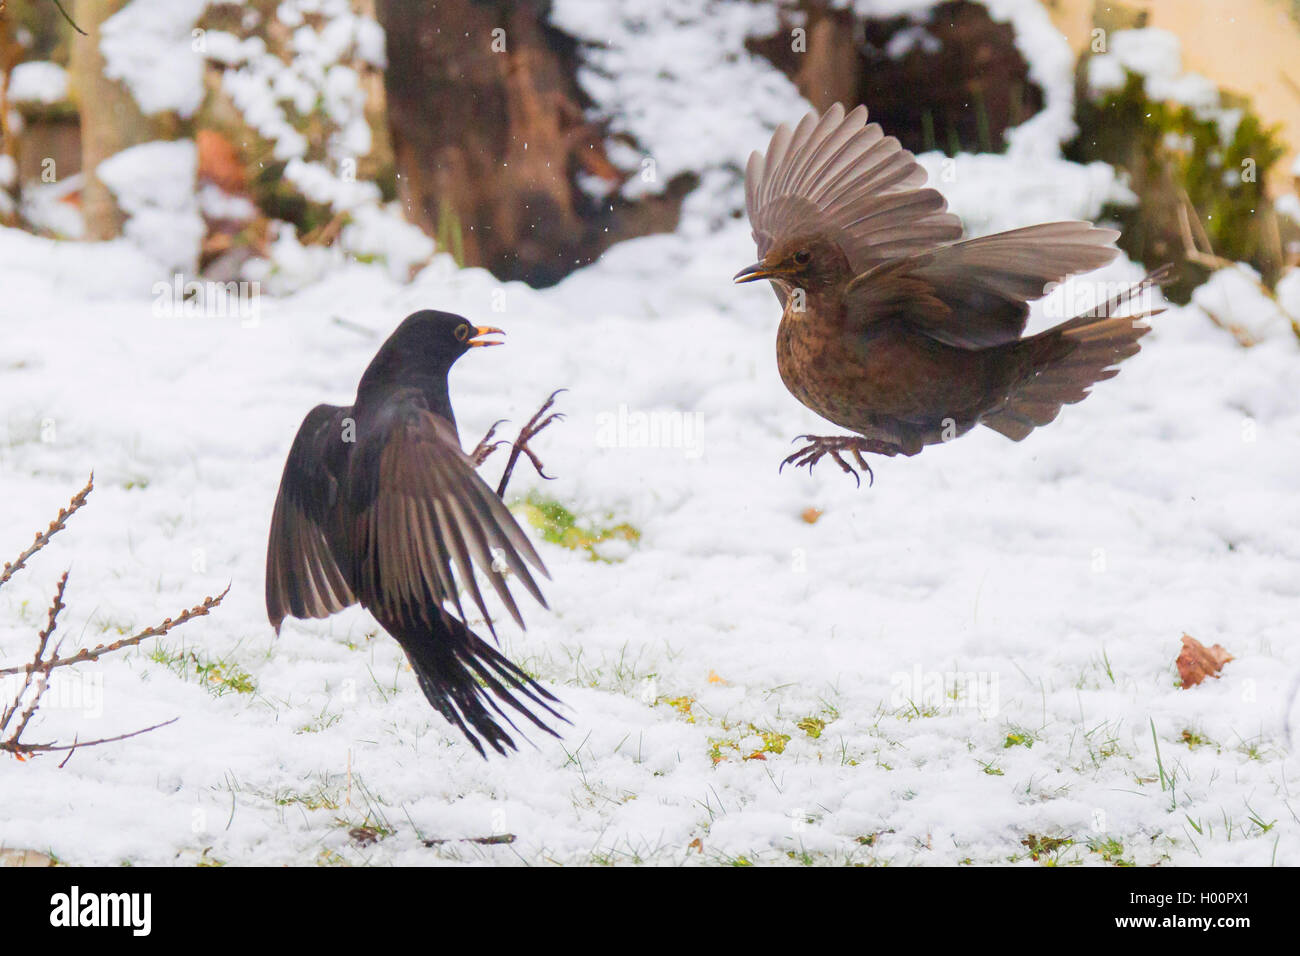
[1045,0,1300,194]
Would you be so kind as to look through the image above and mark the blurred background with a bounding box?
[1,0,1298,312]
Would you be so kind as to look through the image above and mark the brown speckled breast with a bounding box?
[777,298,1019,449]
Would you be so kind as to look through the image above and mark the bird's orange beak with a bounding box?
[733,261,779,283]
[467,325,505,347]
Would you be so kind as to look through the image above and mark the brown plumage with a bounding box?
[735,103,1162,485]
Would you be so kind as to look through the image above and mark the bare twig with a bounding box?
[0,572,68,740]
[0,476,227,761]
[0,474,93,591]
[0,585,230,678]
[48,0,88,36]
[3,718,179,756]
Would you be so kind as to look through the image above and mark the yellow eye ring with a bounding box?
[455,324,469,342]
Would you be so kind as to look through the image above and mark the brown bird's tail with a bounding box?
[398,616,565,758]
[982,268,1168,441]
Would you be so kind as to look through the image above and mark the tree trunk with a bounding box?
[69,0,168,240]
[377,0,687,288]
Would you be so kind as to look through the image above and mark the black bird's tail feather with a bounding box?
[982,267,1168,441]
[399,617,566,758]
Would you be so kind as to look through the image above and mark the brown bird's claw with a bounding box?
[470,419,511,466]
[780,435,895,488]
[496,390,567,498]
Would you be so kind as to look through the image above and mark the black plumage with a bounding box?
[266,310,563,756]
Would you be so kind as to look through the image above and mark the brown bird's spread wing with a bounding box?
[745,103,964,291]
[845,221,1121,348]
[348,406,548,637]
[266,403,358,632]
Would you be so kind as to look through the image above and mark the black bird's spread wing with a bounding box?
[266,403,357,632]
[844,221,1121,348]
[745,103,963,287]
[348,405,548,638]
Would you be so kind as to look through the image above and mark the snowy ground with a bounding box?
[0,208,1297,866]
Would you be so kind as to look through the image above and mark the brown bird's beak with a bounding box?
[467,325,505,347]
[733,261,778,284]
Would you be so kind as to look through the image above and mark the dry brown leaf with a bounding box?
[1176,634,1234,688]
[801,507,823,524]
[687,838,703,853]
[197,129,248,195]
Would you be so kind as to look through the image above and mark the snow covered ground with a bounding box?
[1,0,1297,866]
[1,211,1296,866]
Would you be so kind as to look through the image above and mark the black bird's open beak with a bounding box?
[733,262,777,284]
[468,325,505,347]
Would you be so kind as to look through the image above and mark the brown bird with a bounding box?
[265,310,566,756]
[735,103,1161,485]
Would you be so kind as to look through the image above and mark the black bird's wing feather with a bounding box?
[266,403,357,632]
[264,311,564,757]
[346,400,548,639]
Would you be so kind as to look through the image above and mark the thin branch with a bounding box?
[0,477,224,761]
[48,0,88,36]
[2,717,178,755]
[0,585,230,678]
[0,474,93,591]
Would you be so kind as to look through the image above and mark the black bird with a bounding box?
[266,310,565,756]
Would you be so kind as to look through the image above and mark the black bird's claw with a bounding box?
[779,434,889,488]
[495,390,567,498]
[471,419,511,466]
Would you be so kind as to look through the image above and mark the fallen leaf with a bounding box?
[1176,634,1234,688]
[687,838,703,853]
[801,507,823,524]
[707,669,727,685]
[197,129,248,195]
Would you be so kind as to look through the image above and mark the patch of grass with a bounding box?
[1075,718,1126,771]
[1087,836,1134,866]
[797,716,826,739]
[516,493,640,563]
[895,699,942,721]
[345,822,394,847]
[1020,833,1074,865]
[662,695,696,723]
[1003,727,1036,749]
[149,642,256,697]
[296,707,343,734]
[1180,728,1216,750]
[270,783,342,812]
[708,737,738,766]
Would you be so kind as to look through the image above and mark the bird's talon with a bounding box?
[778,435,893,488]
